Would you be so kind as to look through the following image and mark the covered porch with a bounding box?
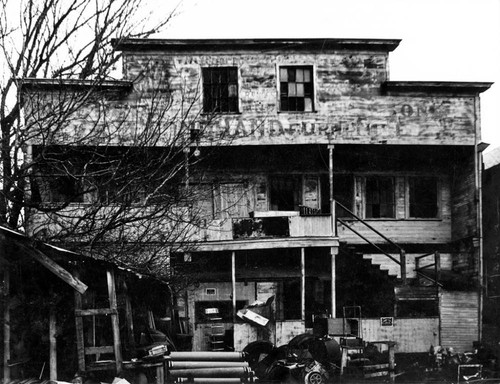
[178,238,339,351]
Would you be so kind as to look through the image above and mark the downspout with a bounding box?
[474,95,484,344]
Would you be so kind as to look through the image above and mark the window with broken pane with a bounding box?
[279,66,314,112]
[202,67,239,113]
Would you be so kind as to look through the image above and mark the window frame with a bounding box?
[278,65,315,113]
[201,66,240,114]
[364,175,396,219]
[406,176,441,219]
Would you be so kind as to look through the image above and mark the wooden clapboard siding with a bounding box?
[337,220,451,244]
[451,152,477,241]
[289,215,333,237]
[362,318,439,353]
[440,291,479,352]
[32,46,482,147]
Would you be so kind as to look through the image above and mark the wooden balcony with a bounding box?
[200,211,334,243]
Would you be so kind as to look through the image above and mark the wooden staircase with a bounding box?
[335,201,441,304]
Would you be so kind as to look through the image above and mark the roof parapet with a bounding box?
[383,81,493,95]
[113,38,401,53]
[20,78,133,92]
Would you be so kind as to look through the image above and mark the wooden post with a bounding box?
[3,268,10,384]
[123,281,136,351]
[74,270,86,373]
[435,251,441,282]
[400,250,407,285]
[107,269,123,374]
[331,248,336,318]
[388,342,396,383]
[49,305,57,381]
[231,251,236,323]
[301,248,305,322]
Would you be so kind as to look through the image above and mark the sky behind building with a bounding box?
[159,0,500,151]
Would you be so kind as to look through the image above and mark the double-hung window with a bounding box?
[365,176,395,218]
[279,66,314,112]
[202,67,239,113]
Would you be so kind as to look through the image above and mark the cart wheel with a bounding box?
[304,371,325,384]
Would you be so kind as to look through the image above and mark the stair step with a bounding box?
[362,254,400,277]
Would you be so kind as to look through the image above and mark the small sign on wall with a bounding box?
[205,288,217,296]
[380,317,394,327]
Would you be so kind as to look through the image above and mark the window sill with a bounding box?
[343,218,442,222]
[201,111,241,116]
[277,110,317,114]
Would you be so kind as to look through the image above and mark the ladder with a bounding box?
[74,269,123,374]
[205,308,225,351]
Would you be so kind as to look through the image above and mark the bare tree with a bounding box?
[0,0,230,283]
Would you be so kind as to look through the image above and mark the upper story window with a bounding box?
[202,67,239,113]
[32,175,84,204]
[365,176,395,218]
[409,177,439,218]
[279,66,314,112]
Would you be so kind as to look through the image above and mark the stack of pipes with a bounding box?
[165,351,253,383]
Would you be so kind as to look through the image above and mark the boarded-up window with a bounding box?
[365,176,395,218]
[202,67,239,113]
[409,177,438,218]
[279,66,314,112]
[191,184,216,220]
[219,183,251,218]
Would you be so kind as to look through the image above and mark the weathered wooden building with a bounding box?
[23,38,491,355]
[482,147,500,361]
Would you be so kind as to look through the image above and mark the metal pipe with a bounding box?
[168,351,245,361]
[176,379,243,384]
[169,367,250,378]
[167,361,249,370]
[232,251,236,323]
[301,247,305,322]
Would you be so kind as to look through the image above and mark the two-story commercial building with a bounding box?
[23,38,491,354]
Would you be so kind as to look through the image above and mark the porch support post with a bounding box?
[328,145,336,237]
[301,248,305,322]
[49,305,57,381]
[231,251,236,323]
[3,267,10,384]
[331,247,337,318]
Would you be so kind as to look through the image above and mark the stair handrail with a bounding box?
[335,201,404,253]
[415,251,442,287]
[337,218,401,266]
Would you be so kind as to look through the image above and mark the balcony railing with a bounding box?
[230,211,333,240]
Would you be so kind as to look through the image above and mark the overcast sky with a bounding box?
[158,0,500,151]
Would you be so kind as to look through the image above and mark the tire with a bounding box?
[304,371,325,384]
